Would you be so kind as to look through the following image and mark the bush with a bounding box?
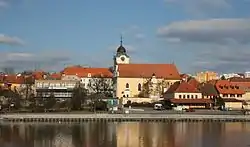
[95,101,107,111]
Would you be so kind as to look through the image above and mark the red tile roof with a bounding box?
[49,73,62,80]
[0,75,25,84]
[117,63,180,79]
[215,80,245,94]
[165,81,200,93]
[169,99,214,104]
[188,78,200,89]
[32,71,46,80]
[62,66,112,78]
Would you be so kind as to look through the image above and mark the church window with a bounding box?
[126,83,129,88]
[138,83,142,91]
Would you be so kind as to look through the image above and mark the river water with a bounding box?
[0,122,250,147]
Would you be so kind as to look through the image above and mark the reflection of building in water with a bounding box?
[54,132,73,147]
[116,123,140,147]
[174,122,187,146]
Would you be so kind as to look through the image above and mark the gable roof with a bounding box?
[187,78,200,89]
[62,66,112,78]
[117,63,180,79]
[0,75,25,84]
[165,81,200,93]
[215,80,245,94]
[199,83,219,96]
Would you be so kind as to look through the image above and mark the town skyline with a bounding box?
[1,0,250,73]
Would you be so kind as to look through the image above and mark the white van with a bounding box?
[154,103,163,110]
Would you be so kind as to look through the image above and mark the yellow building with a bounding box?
[195,71,219,83]
[113,40,181,102]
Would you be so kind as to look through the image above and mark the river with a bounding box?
[0,122,250,147]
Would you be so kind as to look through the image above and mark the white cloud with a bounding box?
[158,18,250,44]
[0,0,8,8]
[191,44,250,73]
[0,34,25,46]
[0,51,71,71]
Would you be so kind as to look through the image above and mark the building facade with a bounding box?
[35,80,78,100]
[113,40,181,101]
[195,71,219,83]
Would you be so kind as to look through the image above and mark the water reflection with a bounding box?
[0,122,250,147]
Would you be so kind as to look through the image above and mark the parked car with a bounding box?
[154,103,164,110]
[185,108,195,112]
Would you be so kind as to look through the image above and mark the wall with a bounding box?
[174,92,203,99]
[241,92,250,101]
[122,97,164,104]
[116,77,179,98]
[116,77,144,98]
[225,102,242,110]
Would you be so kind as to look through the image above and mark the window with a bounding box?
[187,95,190,98]
[179,95,182,98]
[191,95,194,99]
[183,95,186,98]
[195,95,198,99]
[126,83,129,88]
[223,94,228,97]
[138,83,142,91]
[237,94,242,97]
[230,94,235,97]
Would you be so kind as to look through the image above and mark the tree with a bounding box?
[19,75,35,107]
[71,83,88,110]
[221,75,226,80]
[44,93,56,110]
[138,78,166,98]
[88,74,113,99]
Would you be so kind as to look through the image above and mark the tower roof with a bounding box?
[116,35,129,57]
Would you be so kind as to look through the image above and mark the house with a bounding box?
[164,81,213,109]
[61,66,113,95]
[229,77,250,102]
[35,80,78,100]
[215,80,245,110]
[195,71,219,83]
[0,74,25,91]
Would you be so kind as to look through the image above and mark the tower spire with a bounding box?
[120,34,123,46]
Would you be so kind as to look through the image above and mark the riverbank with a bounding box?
[1,113,250,123]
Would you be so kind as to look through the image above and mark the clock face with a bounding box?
[121,57,125,61]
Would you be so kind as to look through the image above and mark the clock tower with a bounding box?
[113,36,130,65]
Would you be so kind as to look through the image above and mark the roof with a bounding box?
[49,73,62,80]
[62,66,112,78]
[199,83,219,96]
[0,75,25,84]
[165,81,200,93]
[117,63,180,79]
[215,80,245,94]
[187,78,200,89]
[168,99,214,104]
[229,77,250,82]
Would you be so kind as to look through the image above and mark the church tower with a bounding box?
[114,35,130,65]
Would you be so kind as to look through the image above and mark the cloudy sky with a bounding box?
[0,0,250,74]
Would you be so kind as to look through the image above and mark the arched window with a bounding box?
[126,83,129,88]
[138,83,142,91]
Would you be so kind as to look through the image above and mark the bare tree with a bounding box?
[88,74,113,99]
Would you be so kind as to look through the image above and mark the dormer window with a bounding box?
[88,73,91,77]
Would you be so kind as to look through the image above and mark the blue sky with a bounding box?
[0,0,250,74]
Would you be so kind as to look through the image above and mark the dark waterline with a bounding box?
[0,122,250,147]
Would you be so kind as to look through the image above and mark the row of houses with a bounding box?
[1,41,250,110]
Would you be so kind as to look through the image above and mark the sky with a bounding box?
[0,0,250,74]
